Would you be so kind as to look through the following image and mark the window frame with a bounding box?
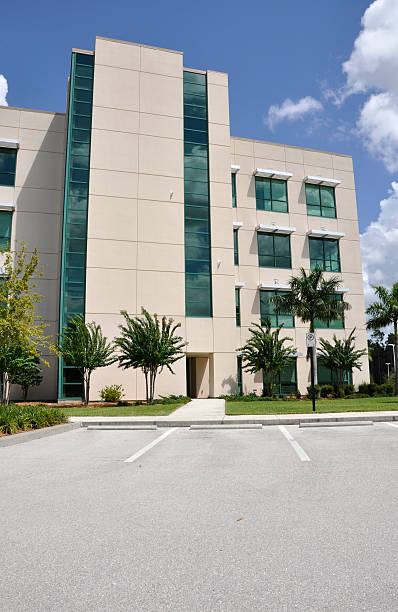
[232,173,237,208]
[260,290,294,328]
[257,232,292,269]
[233,229,239,266]
[255,176,288,213]
[0,210,13,250]
[0,147,17,187]
[235,288,241,327]
[305,183,337,218]
[309,237,341,272]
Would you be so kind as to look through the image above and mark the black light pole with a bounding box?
[310,346,316,412]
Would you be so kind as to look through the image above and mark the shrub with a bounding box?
[100,384,125,402]
[307,384,320,399]
[377,383,394,396]
[295,389,301,399]
[358,382,368,395]
[158,394,190,405]
[344,384,355,396]
[334,387,345,399]
[320,384,334,398]
[345,393,370,399]
[0,404,66,435]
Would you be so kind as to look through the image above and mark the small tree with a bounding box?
[8,353,42,401]
[0,244,51,405]
[58,316,116,405]
[239,321,296,396]
[115,309,185,403]
[272,267,350,384]
[366,283,398,395]
[318,329,367,390]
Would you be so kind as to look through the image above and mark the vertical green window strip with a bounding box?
[184,71,212,317]
[233,229,239,265]
[232,173,237,207]
[58,52,94,399]
[237,356,243,395]
[235,288,241,326]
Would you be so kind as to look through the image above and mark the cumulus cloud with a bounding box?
[341,0,398,171]
[360,182,398,304]
[265,96,323,130]
[0,74,8,106]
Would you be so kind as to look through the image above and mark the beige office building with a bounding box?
[0,36,370,401]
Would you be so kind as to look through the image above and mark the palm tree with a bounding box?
[318,329,367,390]
[115,309,186,403]
[366,283,398,395]
[239,321,296,396]
[272,268,350,384]
[58,315,116,404]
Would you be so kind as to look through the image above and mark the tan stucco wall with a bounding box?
[0,106,66,400]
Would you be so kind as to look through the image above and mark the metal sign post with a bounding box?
[306,333,316,412]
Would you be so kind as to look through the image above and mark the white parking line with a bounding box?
[124,428,177,463]
[385,422,398,428]
[278,425,311,462]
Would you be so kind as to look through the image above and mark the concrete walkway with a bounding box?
[170,398,225,420]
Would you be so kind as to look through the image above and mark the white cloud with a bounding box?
[265,96,323,130]
[360,182,398,304]
[0,74,8,106]
[342,0,398,171]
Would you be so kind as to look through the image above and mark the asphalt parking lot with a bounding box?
[1,423,397,611]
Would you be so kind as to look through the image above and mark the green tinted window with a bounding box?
[318,358,351,386]
[0,148,17,186]
[260,290,294,328]
[235,288,241,326]
[232,173,237,207]
[237,356,243,395]
[264,358,297,396]
[257,233,291,268]
[309,238,340,272]
[315,294,344,329]
[255,177,288,213]
[234,229,239,265]
[306,184,336,218]
[184,71,212,317]
[0,211,12,250]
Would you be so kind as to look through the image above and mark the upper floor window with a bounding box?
[314,294,344,329]
[306,184,336,218]
[260,290,294,328]
[0,211,12,250]
[257,233,291,269]
[232,173,237,208]
[0,148,17,187]
[233,229,239,266]
[309,237,341,272]
[255,177,288,213]
[235,288,241,326]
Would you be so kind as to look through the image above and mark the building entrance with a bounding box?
[186,355,212,398]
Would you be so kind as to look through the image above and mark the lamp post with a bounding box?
[387,344,396,373]
[386,363,391,379]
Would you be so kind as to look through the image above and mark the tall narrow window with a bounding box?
[257,233,291,268]
[0,211,12,250]
[184,70,212,317]
[237,356,243,396]
[0,148,17,186]
[306,184,336,218]
[233,229,239,265]
[235,288,241,326]
[255,177,288,213]
[309,237,340,272]
[232,173,237,208]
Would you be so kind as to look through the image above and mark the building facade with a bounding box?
[0,36,370,401]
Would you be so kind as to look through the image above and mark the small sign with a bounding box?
[306,332,316,348]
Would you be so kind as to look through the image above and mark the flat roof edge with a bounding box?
[231,135,352,158]
[96,35,183,55]
[72,48,94,55]
[0,105,65,117]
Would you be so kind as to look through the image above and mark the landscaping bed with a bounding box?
[0,404,67,436]
[225,396,398,415]
[61,396,189,417]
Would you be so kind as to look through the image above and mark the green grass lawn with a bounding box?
[62,401,186,417]
[226,396,398,415]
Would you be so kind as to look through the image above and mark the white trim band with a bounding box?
[0,203,15,212]
[0,138,19,149]
[305,175,341,187]
[231,164,240,173]
[256,223,296,234]
[335,287,349,294]
[307,229,345,239]
[259,282,291,291]
[255,167,293,180]
[233,221,244,230]
[235,281,245,288]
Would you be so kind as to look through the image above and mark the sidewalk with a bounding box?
[68,399,398,427]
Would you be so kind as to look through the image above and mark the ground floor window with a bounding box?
[317,358,352,386]
[263,358,297,396]
[237,356,243,395]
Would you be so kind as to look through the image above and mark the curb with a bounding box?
[299,421,374,428]
[0,422,81,448]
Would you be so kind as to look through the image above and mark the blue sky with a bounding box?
[1,0,398,299]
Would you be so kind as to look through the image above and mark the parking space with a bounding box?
[1,424,397,611]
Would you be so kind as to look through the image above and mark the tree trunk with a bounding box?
[23,386,28,402]
[84,372,90,406]
[151,371,157,403]
[394,320,398,397]
[4,373,10,406]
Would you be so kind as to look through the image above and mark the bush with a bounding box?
[377,383,394,396]
[334,387,345,399]
[295,389,301,399]
[358,382,369,395]
[345,393,370,399]
[100,385,125,402]
[320,384,334,398]
[344,384,355,396]
[158,394,190,405]
[307,384,320,399]
[0,404,66,435]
